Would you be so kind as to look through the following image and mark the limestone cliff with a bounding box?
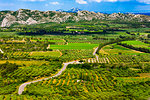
[0,9,150,27]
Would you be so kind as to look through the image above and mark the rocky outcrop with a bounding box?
[0,9,150,27]
[26,17,37,25]
[1,14,16,27]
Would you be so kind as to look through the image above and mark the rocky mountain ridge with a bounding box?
[0,9,150,27]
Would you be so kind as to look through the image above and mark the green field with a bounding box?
[30,51,61,57]
[0,60,49,66]
[32,39,65,42]
[138,33,149,35]
[99,43,146,55]
[50,43,99,50]
[0,32,17,37]
[122,40,150,50]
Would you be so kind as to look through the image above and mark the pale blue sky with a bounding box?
[0,0,150,13]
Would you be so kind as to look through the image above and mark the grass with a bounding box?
[30,51,61,57]
[122,40,150,50]
[6,40,26,43]
[116,77,150,82]
[0,32,17,37]
[0,60,49,66]
[138,73,150,78]
[99,43,146,55]
[122,40,148,45]
[123,28,150,32]
[138,33,149,35]
[32,39,65,42]
[50,43,99,50]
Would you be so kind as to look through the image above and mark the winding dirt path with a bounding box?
[93,47,99,62]
[46,44,50,49]
[0,49,4,53]
[18,61,79,95]
[18,47,99,95]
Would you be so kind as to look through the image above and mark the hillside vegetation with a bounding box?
[0,18,150,99]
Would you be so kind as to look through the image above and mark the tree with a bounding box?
[118,52,122,55]
[147,34,150,38]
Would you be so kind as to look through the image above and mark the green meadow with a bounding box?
[100,43,147,55]
[50,43,99,50]
[122,40,150,50]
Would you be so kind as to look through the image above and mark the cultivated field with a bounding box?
[122,40,150,50]
[0,20,150,99]
[30,51,61,57]
[0,60,49,66]
[50,43,99,50]
[99,43,146,55]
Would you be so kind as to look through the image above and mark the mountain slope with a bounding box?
[0,9,150,27]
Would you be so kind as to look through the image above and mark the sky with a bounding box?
[1,0,150,13]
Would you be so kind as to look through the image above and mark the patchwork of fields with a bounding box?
[0,30,149,100]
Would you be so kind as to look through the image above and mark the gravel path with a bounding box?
[18,47,99,95]
[93,47,99,62]
[0,49,4,53]
[18,61,77,95]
